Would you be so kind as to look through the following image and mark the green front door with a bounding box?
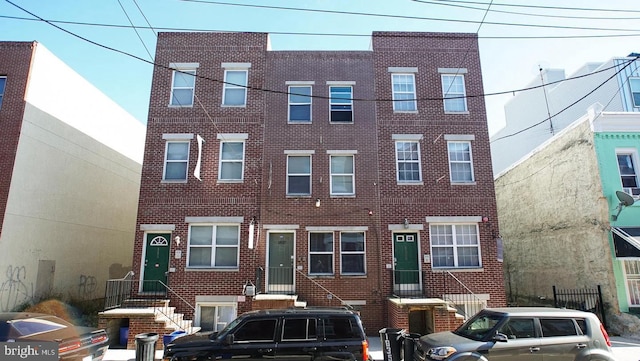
[142,233,170,292]
[268,232,294,293]
[394,233,419,292]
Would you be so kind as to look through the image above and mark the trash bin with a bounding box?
[163,330,187,348]
[402,333,421,361]
[379,328,405,361]
[135,333,159,361]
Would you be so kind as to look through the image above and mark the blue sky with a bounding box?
[2,0,639,134]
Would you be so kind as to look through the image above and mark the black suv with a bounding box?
[163,307,370,361]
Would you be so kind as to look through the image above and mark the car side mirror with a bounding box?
[493,333,509,343]
[223,334,234,345]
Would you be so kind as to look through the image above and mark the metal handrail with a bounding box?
[295,269,354,310]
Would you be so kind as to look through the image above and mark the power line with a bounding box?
[3,14,640,40]
[428,0,640,14]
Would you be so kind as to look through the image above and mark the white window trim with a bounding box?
[429,223,482,269]
[187,223,241,269]
[616,148,640,196]
[287,154,312,196]
[340,232,366,276]
[448,140,475,184]
[169,68,197,107]
[217,138,246,182]
[194,301,237,331]
[308,231,335,276]
[391,73,417,113]
[328,85,354,123]
[441,74,468,113]
[630,78,640,108]
[162,140,190,183]
[329,153,356,196]
[222,69,248,107]
[395,140,423,184]
[163,133,194,140]
[288,85,312,123]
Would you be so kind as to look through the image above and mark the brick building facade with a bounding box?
[131,31,505,336]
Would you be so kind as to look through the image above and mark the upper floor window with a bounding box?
[309,232,334,275]
[222,64,249,106]
[329,153,355,196]
[289,85,312,122]
[448,141,474,183]
[162,134,193,182]
[188,224,240,268]
[170,67,196,107]
[287,154,312,195]
[0,76,6,110]
[329,85,353,122]
[217,133,247,181]
[395,140,422,183]
[617,151,640,196]
[340,232,365,275]
[430,224,481,268]
[441,74,467,112]
[391,73,417,112]
[630,78,640,107]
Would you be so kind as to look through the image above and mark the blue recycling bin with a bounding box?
[162,330,187,347]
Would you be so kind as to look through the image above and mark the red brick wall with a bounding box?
[0,42,33,236]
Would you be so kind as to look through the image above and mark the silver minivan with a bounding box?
[414,307,616,361]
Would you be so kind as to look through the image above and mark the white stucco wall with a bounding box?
[0,43,143,309]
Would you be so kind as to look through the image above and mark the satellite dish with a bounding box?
[616,191,636,207]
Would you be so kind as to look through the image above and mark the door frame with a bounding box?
[266,230,296,293]
[140,232,172,293]
[392,231,422,293]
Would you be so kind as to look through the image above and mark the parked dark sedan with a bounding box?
[0,312,109,361]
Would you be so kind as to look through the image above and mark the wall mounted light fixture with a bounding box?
[403,218,409,229]
[315,198,321,208]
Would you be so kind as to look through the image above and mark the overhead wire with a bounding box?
[427,0,640,14]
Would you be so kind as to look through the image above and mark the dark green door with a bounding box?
[268,232,294,293]
[142,233,170,292]
[393,233,419,291]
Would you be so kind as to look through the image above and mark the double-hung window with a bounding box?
[430,223,481,268]
[188,224,240,268]
[169,63,198,106]
[309,232,334,275]
[222,63,250,106]
[340,232,365,275]
[329,152,355,196]
[289,85,312,122]
[394,135,423,183]
[617,151,640,196]
[217,134,247,182]
[630,78,640,108]
[162,134,193,182]
[0,76,6,110]
[329,84,353,122]
[391,72,417,112]
[441,74,467,112]
[286,152,312,195]
[196,303,236,332]
[448,141,474,183]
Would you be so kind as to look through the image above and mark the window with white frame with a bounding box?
[163,141,190,181]
[430,224,481,268]
[188,224,240,268]
[196,303,236,332]
[330,154,355,195]
[218,134,246,181]
[287,155,311,195]
[617,151,640,196]
[396,141,422,182]
[170,69,196,106]
[289,85,312,122]
[441,74,467,112]
[630,78,640,107]
[222,69,248,106]
[329,86,353,122]
[309,232,334,275]
[391,74,417,112]
[340,232,365,275]
[0,76,6,110]
[448,141,474,183]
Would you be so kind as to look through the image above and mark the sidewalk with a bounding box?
[103,335,385,361]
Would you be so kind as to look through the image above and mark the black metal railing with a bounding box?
[265,267,295,294]
[390,270,432,298]
[553,285,606,329]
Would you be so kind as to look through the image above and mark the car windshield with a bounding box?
[454,312,504,341]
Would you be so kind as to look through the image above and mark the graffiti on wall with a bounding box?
[78,274,97,299]
[0,265,34,312]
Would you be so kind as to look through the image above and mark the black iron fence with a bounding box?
[553,285,606,329]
